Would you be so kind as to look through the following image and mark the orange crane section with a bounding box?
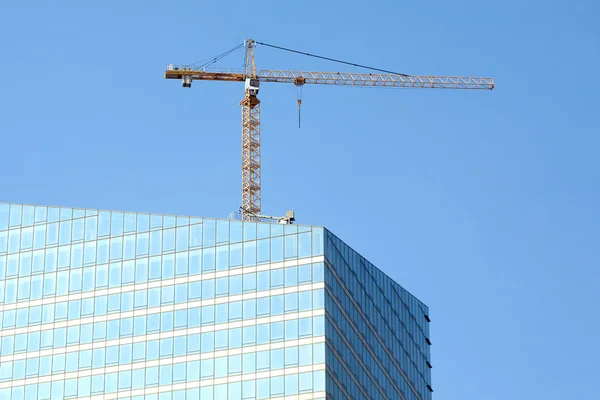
[165,39,494,221]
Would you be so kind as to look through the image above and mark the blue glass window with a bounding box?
[271,322,284,342]
[175,252,188,276]
[216,277,228,297]
[85,217,97,241]
[230,301,242,321]
[271,236,283,262]
[201,332,214,353]
[202,279,215,299]
[285,374,299,396]
[257,324,269,345]
[230,274,242,295]
[230,243,242,267]
[215,303,228,324]
[271,295,283,315]
[190,224,202,248]
[271,375,284,397]
[203,220,215,247]
[215,329,228,350]
[299,344,312,366]
[285,234,297,259]
[201,305,214,325]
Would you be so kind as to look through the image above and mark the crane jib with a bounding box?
[165,69,494,90]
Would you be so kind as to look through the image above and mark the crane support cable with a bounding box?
[255,41,410,77]
[188,43,245,69]
[199,44,243,68]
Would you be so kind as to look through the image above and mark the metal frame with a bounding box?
[240,95,261,221]
[164,41,494,222]
[258,70,494,89]
[165,68,494,90]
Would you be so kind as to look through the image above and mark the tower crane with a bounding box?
[165,39,494,221]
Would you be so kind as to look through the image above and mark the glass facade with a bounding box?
[324,232,432,400]
[0,203,431,400]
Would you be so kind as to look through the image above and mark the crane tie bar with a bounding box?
[255,41,410,77]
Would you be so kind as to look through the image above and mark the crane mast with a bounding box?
[165,39,494,221]
[240,39,262,220]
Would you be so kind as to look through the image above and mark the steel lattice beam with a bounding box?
[165,68,494,90]
[240,95,261,221]
[257,70,494,90]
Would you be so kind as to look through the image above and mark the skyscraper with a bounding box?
[0,203,432,400]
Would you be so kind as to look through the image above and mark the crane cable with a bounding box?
[184,40,410,128]
[187,43,245,69]
[255,40,410,128]
[296,85,303,128]
[254,41,410,77]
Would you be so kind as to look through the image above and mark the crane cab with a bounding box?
[245,78,260,96]
[182,75,192,88]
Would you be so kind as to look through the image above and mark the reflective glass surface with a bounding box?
[0,203,326,400]
[0,203,432,400]
[324,231,433,400]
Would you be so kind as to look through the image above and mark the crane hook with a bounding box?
[295,81,304,129]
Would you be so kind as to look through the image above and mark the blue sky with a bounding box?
[1,1,599,399]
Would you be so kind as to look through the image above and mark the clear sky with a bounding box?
[1,1,599,399]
